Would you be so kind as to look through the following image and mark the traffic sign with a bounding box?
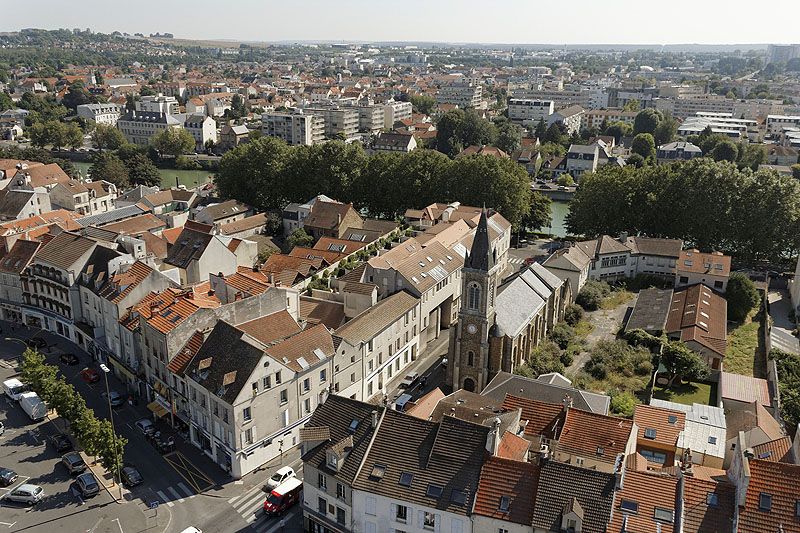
[149,501,159,510]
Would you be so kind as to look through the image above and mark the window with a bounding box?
[423,512,436,530]
[426,484,443,498]
[467,351,474,367]
[351,372,356,383]
[242,407,251,422]
[336,482,345,499]
[759,493,772,511]
[244,428,253,444]
[369,464,386,480]
[644,428,657,439]
[399,472,413,487]
[795,500,800,517]
[640,449,667,465]
[304,398,311,413]
[396,503,408,522]
[467,283,481,310]
[367,339,374,352]
[318,473,327,489]
[365,496,376,516]
[348,419,359,433]
[706,493,719,507]
[336,507,345,525]
[252,382,258,395]
[280,389,288,405]
[620,500,639,513]
[667,415,678,424]
[596,446,604,456]
[654,508,674,523]
[451,489,467,506]
[281,409,289,427]
[708,436,717,445]
[319,369,327,382]
[263,375,271,389]
[499,496,510,512]
[318,497,327,514]
[275,371,282,384]
[498,529,509,533]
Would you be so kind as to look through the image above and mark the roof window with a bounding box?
[399,472,413,487]
[369,464,386,480]
[759,493,772,511]
[499,496,510,512]
[707,493,718,507]
[426,484,443,499]
[654,508,674,523]
[450,490,467,506]
[620,500,639,514]
[644,428,657,439]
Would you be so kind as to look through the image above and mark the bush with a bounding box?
[550,323,576,349]
[559,351,574,367]
[576,280,611,311]
[610,390,638,417]
[175,155,202,170]
[524,341,565,376]
[585,339,653,381]
[625,328,664,351]
[726,272,761,322]
[564,304,584,326]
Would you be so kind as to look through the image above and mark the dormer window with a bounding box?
[326,450,338,471]
[498,495,510,512]
[644,428,657,440]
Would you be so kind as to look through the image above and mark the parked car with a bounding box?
[48,433,73,452]
[26,337,46,349]
[150,432,175,454]
[121,465,143,487]
[103,390,125,408]
[399,372,419,389]
[59,353,79,365]
[75,472,99,498]
[5,484,43,505]
[80,367,100,383]
[179,528,202,533]
[61,452,87,475]
[523,257,537,266]
[135,418,156,436]
[0,467,18,486]
[266,466,296,489]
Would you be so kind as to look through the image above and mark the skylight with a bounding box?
[707,493,718,507]
[348,419,359,433]
[644,428,657,439]
[654,508,674,523]
[759,493,772,511]
[620,500,639,514]
[369,464,386,480]
[450,490,467,506]
[498,496,510,512]
[758,451,772,459]
[399,472,413,487]
[426,484,443,499]
[708,436,717,445]
[667,415,678,425]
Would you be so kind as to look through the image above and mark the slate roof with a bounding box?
[532,461,615,533]
[0,189,35,218]
[494,268,548,338]
[465,209,494,271]
[165,227,214,269]
[625,287,673,334]
[0,239,40,274]
[473,457,538,524]
[334,291,418,346]
[185,321,265,405]
[199,199,250,222]
[353,411,489,516]
[76,204,149,227]
[301,395,381,485]
[720,371,771,406]
[482,371,610,415]
[102,213,166,236]
[33,231,97,270]
[625,236,682,258]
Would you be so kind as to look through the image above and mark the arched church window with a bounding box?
[468,283,481,310]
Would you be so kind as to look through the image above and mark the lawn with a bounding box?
[600,289,633,310]
[652,381,716,406]
[726,312,764,377]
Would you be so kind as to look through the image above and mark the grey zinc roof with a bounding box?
[0,189,34,218]
[334,291,419,346]
[528,262,564,291]
[33,231,97,271]
[625,288,672,334]
[164,228,214,269]
[482,371,610,415]
[494,270,547,338]
[76,204,149,227]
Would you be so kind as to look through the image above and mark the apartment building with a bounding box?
[136,94,180,115]
[76,103,122,126]
[183,114,218,151]
[262,110,325,146]
[507,98,554,127]
[548,105,584,135]
[304,106,360,142]
[436,81,482,109]
[580,108,638,130]
[382,101,412,130]
[0,239,41,323]
[117,110,183,146]
[766,114,800,136]
[350,104,385,134]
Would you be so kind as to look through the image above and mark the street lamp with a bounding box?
[100,363,123,502]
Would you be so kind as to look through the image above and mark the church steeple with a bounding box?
[466,208,494,272]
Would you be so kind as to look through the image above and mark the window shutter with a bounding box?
[252,426,256,442]
[390,503,396,520]
[240,431,245,447]
[434,514,441,533]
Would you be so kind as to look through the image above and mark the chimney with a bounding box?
[562,394,573,410]
[486,417,502,456]
[150,301,161,315]
[268,273,275,285]
[618,231,628,243]
[371,410,378,428]
[337,213,342,225]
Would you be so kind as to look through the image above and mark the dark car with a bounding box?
[80,367,100,384]
[0,467,18,487]
[26,338,46,349]
[59,353,79,365]
[149,432,175,454]
[48,433,73,452]
[121,465,143,487]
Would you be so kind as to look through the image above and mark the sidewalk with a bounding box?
[768,290,799,355]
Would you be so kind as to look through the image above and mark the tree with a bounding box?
[126,153,161,186]
[631,133,656,160]
[610,391,638,417]
[140,86,156,97]
[62,81,93,111]
[661,341,709,386]
[626,153,646,168]
[91,124,125,151]
[89,152,129,188]
[73,409,104,457]
[409,94,436,115]
[63,122,84,150]
[534,118,547,140]
[150,127,195,158]
[0,91,13,112]
[286,228,313,250]
[792,164,800,180]
[653,112,678,146]
[522,191,551,231]
[550,323,576,349]
[711,139,738,162]
[633,108,662,136]
[556,173,575,186]
[576,280,610,311]
[564,304,584,326]
[217,136,291,211]
[96,419,127,476]
[543,122,566,145]
[19,349,58,402]
[623,99,641,112]
[604,121,632,144]
[495,122,522,155]
[726,272,761,322]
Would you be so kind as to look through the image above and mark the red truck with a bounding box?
[263,477,303,516]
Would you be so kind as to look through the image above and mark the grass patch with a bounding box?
[574,320,594,338]
[652,381,715,406]
[726,311,762,377]
[600,289,633,310]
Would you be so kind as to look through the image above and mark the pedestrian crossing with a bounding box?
[227,458,303,531]
[509,257,524,265]
[153,482,194,507]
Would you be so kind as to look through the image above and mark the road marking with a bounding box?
[228,484,263,506]
[0,521,17,528]
[86,517,103,532]
[234,489,266,515]
[111,518,124,533]
[155,490,174,507]
[176,482,193,498]
[163,451,215,493]
[255,507,299,533]
[166,486,184,503]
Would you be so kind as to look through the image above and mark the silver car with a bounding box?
[76,472,100,498]
[5,483,44,505]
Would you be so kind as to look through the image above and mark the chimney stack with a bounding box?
[562,394,573,410]
[486,417,502,456]
[618,231,628,243]
[371,410,378,428]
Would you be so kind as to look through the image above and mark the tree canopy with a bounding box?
[726,272,761,322]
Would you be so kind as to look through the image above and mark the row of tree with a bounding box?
[566,158,800,263]
[216,137,552,229]
[20,349,127,478]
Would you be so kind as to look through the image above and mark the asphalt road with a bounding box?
[0,325,303,533]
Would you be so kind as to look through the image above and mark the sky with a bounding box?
[3,0,799,45]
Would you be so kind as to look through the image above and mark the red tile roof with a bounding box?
[167,329,207,375]
[608,470,678,533]
[236,310,301,346]
[751,436,794,463]
[496,431,530,461]
[666,284,727,357]
[633,404,686,448]
[739,459,800,533]
[682,474,736,533]
[501,394,564,440]
[558,408,634,464]
[473,457,538,525]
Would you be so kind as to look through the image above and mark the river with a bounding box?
[548,200,571,237]
[72,162,214,189]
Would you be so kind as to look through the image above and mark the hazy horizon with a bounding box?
[3,0,799,46]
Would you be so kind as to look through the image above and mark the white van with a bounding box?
[19,392,47,422]
[3,378,25,401]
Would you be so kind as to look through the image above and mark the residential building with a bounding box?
[0,189,52,220]
[580,108,638,131]
[304,106,360,142]
[182,114,218,151]
[632,404,686,466]
[382,101,412,130]
[117,110,183,146]
[572,234,682,282]
[766,114,800,137]
[507,98,554,128]
[194,200,253,227]
[547,105,584,135]
[542,245,591,296]
[767,43,800,64]
[350,104,385,134]
[656,141,703,163]
[0,239,41,323]
[281,195,340,236]
[675,249,731,293]
[666,284,727,370]
[218,124,250,152]
[303,200,364,241]
[262,110,325,146]
[6,162,71,193]
[371,132,417,153]
[163,226,240,284]
[76,103,122,126]
[650,399,726,468]
[436,81,483,108]
[136,94,180,115]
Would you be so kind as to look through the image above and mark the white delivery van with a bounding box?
[3,378,25,401]
[19,392,47,422]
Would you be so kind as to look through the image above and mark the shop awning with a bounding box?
[147,401,169,418]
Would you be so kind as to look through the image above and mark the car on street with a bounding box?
[61,452,87,475]
[135,418,156,436]
[5,484,43,505]
[121,465,143,487]
[399,371,419,389]
[523,257,537,266]
[103,390,126,408]
[75,472,100,498]
[48,433,73,452]
[80,367,100,383]
[0,467,18,486]
[149,432,175,454]
[0,421,4,435]
[59,353,79,365]
[26,337,46,349]
[440,357,448,368]
[266,466,296,489]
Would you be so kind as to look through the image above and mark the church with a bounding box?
[446,209,571,393]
